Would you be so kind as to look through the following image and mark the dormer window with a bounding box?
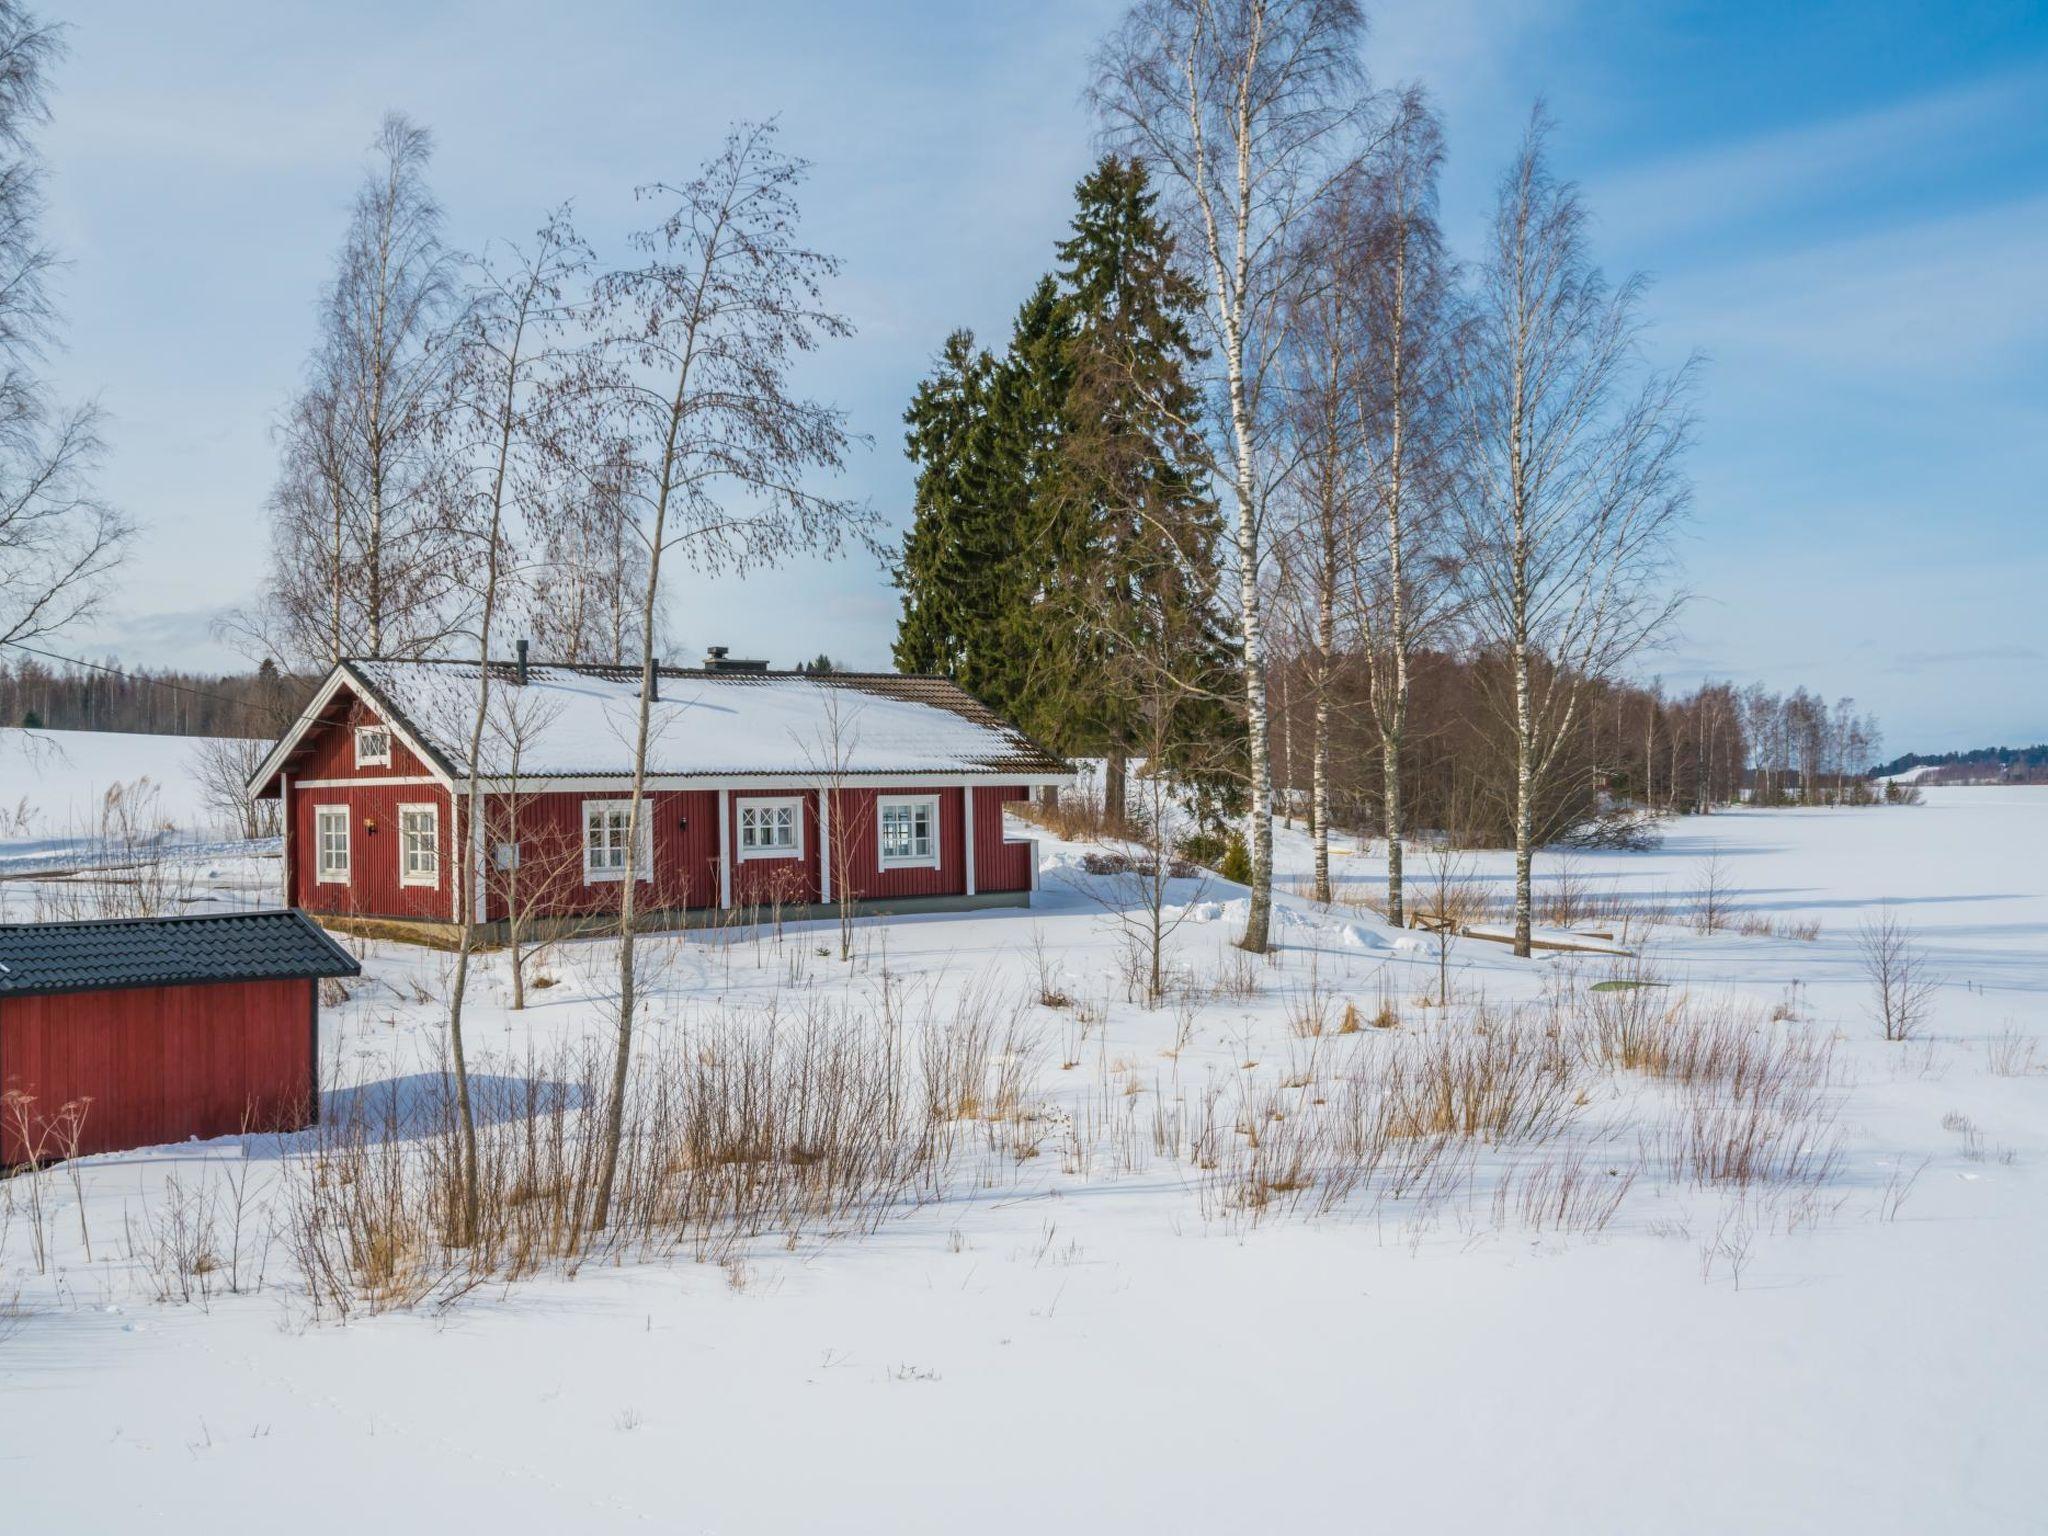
[354,725,392,768]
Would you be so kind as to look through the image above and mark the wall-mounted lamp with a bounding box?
[364,817,379,834]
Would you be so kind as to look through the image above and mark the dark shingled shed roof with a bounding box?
[0,910,361,999]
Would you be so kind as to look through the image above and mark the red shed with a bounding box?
[0,910,360,1165]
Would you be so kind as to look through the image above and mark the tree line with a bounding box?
[0,655,309,737]
[1872,743,2046,786]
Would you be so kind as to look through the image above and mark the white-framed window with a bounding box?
[354,724,392,767]
[398,802,440,887]
[877,795,940,869]
[582,799,650,883]
[314,805,351,884]
[736,796,803,860]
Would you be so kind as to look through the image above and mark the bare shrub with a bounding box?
[1689,846,1732,934]
[32,779,195,921]
[1735,910,1821,942]
[188,735,281,841]
[1537,854,1591,928]
[1569,971,1835,1101]
[1859,904,1939,1042]
[1656,1070,1841,1191]
[1417,842,1483,1006]
[1985,1027,2040,1077]
[1205,1001,1585,1228]
[1008,791,1116,844]
[138,1170,227,1306]
[1284,963,1336,1039]
[919,982,1044,1138]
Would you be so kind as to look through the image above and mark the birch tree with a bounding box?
[439,210,587,1243]
[1347,91,1453,927]
[585,122,873,1231]
[0,4,131,655]
[1454,110,1695,957]
[1092,0,1382,952]
[249,114,462,665]
[1273,206,1366,903]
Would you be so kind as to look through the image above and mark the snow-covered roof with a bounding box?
[252,660,1069,792]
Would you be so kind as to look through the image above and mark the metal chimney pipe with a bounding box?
[515,638,528,685]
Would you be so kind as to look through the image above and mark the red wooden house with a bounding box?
[245,651,1070,939]
[0,910,359,1164]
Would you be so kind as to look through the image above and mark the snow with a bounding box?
[0,726,229,833]
[0,727,263,884]
[347,660,1062,779]
[3,772,2045,1533]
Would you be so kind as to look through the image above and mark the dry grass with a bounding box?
[1734,911,1822,942]
[1202,1001,1585,1224]
[1006,793,1122,844]
[1985,1027,2040,1077]
[278,990,1008,1319]
[1495,1149,1638,1236]
[1284,964,1337,1039]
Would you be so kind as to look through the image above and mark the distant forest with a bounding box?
[1874,744,2048,785]
[0,656,313,738]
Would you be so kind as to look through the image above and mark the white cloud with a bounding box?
[1589,62,2048,250]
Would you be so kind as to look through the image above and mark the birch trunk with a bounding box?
[443,281,537,1245]
[590,348,689,1234]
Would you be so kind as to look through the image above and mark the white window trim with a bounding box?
[314,804,350,885]
[397,801,440,888]
[877,794,941,870]
[735,795,805,861]
[581,798,651,884]
[354,724,393,768]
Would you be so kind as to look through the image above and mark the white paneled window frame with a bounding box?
[314,804,351,884]
[354,724,393,768]
[582,799,651,883]
[397,802,440,887]
[735,795,804,861]
[877,794,941,870]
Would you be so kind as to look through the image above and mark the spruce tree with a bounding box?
[1036,157,1236,812]
[895,156,1238,805]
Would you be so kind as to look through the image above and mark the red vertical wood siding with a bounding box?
[291,781,456,921]
[294,696,435,782]
[818,786,962,901]
[728,789,822,907]
[485,787,719,919]
[973,785,1035,893]
[0,978,315,1163]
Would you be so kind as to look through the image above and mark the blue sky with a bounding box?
[40,0,2048,755]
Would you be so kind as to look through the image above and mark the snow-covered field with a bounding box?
[2,742,2043,1534]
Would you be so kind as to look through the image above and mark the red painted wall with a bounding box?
[1,978,316,1163]
[975,785,1036,893]
[483,788,719,921]
[291,780,457,921]
[294,699,434,781]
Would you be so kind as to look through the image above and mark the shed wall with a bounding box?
[0,977,316,1163]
